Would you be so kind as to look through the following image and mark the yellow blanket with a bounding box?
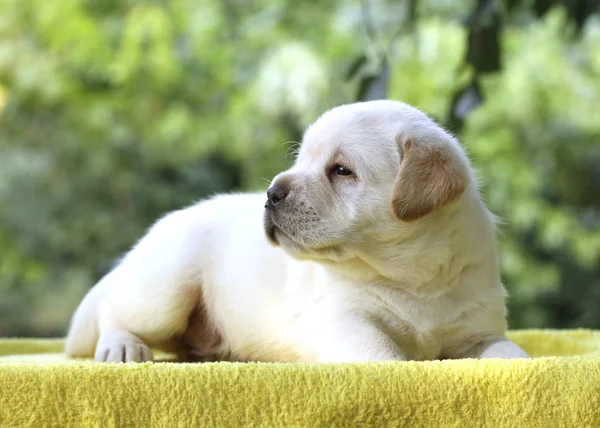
[1,330,599,427]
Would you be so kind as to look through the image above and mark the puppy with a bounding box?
[65,100,528,363]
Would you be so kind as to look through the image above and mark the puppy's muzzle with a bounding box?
[264,178,292,245]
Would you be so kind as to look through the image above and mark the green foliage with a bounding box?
[0,0,598,336]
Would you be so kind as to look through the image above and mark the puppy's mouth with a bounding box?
[263,206,303,250]
[263,207,280,246]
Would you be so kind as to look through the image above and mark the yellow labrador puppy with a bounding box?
[66,100,528,363]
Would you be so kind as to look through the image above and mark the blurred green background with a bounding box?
[0,0,599,337]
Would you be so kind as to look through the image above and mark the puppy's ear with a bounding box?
[391,137,469,222]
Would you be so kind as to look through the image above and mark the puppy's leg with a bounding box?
[312,313,406,363]
[460,336,529,359]
[68,209,203,363]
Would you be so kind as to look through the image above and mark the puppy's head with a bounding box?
[264,100,471,261]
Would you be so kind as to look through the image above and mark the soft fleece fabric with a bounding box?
[1,330,599,427]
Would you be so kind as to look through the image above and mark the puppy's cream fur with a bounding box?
[66,100,528,363]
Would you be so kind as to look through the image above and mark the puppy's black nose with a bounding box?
[267,184,288,206]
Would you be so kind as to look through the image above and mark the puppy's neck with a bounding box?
[335,195,497,293]
[318,256,390,284]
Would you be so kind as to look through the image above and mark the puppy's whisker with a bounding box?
[286,147,300,161]
[278,140,299,154]
[278,141,300,160]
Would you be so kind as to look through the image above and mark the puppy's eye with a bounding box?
[332,165,353,176]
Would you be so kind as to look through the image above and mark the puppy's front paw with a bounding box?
[95,331,153,363]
